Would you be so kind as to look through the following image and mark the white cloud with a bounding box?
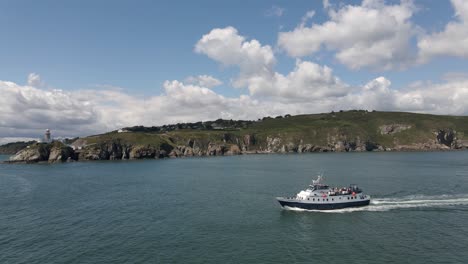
[0,79,100,138]
[194,26,276,89]
[4,17,468,140]
[2,70,468,140]
[265,5,285,17]
[0,74,270,138]
[418,0,468,61]
[195,27,349,101]
[278,0,417,70]
[300,10,316,28]
[185,75,223,88]
[244,60,349,101]
[27,73,42,87]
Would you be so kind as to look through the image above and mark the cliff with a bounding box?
[6,111,468,163]
[7,141,75,163]
[0,141,37,154]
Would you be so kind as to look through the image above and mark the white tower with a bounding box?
[44,129,51,143]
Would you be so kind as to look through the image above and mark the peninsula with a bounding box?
[4,110,468,163]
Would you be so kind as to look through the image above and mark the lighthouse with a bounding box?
[44,129,51,143]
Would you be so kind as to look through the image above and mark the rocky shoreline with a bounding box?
[4,128,468,164]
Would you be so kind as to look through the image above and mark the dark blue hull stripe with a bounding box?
[278,200,370,210]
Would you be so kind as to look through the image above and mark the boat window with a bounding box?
[326,199,329,201]
[313,198,315,201]
[332,198,334,201]
[347,197,349,200]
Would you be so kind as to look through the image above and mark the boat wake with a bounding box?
[283,194,468,213]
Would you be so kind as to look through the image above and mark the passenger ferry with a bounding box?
[276,175,370,210]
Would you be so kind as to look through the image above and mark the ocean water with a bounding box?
[1,152,468,263]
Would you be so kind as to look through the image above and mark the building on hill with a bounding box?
[44,129,51,143]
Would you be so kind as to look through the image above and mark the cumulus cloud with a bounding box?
[3,19,468,141]
[195,26,276,89]
[185,75,223,88]
[244,60,349,101]
[278,0,417,70]
[194,27,468,115]
[0,79,100,138]
[2,70,468,141]
[418,0,468,61]
[0,74,270,139]
[195,27,349,101]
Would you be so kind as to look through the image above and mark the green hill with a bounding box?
[7,111,468,163]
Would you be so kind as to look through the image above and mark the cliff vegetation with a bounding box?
[6,111,468,163]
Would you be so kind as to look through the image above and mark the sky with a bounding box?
[1,0,468,143]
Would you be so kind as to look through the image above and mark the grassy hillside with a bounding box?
[9,111,468,163]
[246,111,468,147]
[76,110,468,151]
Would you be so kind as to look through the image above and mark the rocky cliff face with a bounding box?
[379,124,412,135]
[6,128,468,164]
[48,144,75,163]
[8,142,75,163]
[436,129,456,148]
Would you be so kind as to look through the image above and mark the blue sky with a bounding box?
[1,0,468,141]
[0,0,460,90]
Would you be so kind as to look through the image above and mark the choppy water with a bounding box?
[1,152,468,263]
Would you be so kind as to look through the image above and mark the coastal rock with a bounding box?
[8,142,75,163]
[187,139,195,148]
[379,124,412,135]
[9,143,50,163]
[169,146,185,158]
[266,137,282,152]
[129,145,159,159]
[48,144,75,163]
[183,146,194,156]
[302,144,314,152]
[159,149,168,158]
[225,145,241,155]
[78,145,109,160]
[436,129,456,148]
[365,141,379,151]
[207,143,226,156]
[107,142,124,160]
[334,141,347,152]
[243,134,256,147]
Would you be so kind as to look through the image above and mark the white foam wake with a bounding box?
[283,194,468,213]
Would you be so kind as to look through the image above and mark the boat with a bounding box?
[276,175,371,210]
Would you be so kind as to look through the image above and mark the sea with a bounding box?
[1,151,468,264]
